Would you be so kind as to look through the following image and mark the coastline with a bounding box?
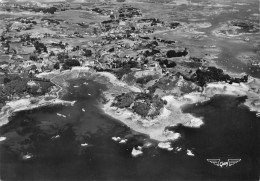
[0,97,76,127]
[1,67,259,141]
[99,72,260,142]
[101,92,203,142]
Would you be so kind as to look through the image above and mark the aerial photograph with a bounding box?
[0,0,259,180]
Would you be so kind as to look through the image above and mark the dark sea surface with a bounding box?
[0,79,259,181]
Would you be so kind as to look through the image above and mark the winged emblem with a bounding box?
[207,159,220,167]
[228,159,241,167]
[207,159,241,168]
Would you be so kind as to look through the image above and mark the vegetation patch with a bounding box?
[112,92,136,108]
[113,92,167,118]
[191,67,248,86]
[136,75,154,84]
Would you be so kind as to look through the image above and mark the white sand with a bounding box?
[204,82,260,113]
[204,82,249,96]
[183,81,260,114]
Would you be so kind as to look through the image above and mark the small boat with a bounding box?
[81,143,88,147]
[176,147,182,152]
[82,108,85,112]
[22,152,33,160]
[57,113,66,118]
[51,135,60,139]
[244,37,250,41]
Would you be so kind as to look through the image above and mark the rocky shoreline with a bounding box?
[99,70,260,142]
[1,66,259,143]
[0,96,76,127]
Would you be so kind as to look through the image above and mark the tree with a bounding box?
[29,54,38,61]
[113,92,136,108]
[4,78,27,95]
[57,52,69,63]
[132,102,150,117]
[83,49,92,57]
[54,62,60,69]
[49,51,55,56]
[62,59,80,70]
[136,75,154,84]
[166,50,177,58]
[115,66,131,79]
[34,41,48,53]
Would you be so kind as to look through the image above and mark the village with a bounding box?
[0,1,258,119]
